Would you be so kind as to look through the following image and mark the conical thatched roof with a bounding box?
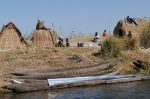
[0,22,28,49]
[113,18,149,39]
[31,20,57,47]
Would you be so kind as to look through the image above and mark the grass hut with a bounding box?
[113,18,149,39]
[31,20,57,47]
[0,22,28,49]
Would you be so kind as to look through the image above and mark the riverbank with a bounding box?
[0,47,149,93]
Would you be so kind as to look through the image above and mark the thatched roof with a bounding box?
[113,18,149,39]
[0,22,28,49]
[36,20,47,30]
[31,20,57,47]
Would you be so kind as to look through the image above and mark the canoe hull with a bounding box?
[7,75,147,93]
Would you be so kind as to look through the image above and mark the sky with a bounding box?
[0,0,150,37]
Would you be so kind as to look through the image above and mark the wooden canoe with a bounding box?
[11,69,120,81]
[10,69,120,84]
[12,59,120,76]
[7,75,148,93]
[47,75,135,86]
[11,59,120,80]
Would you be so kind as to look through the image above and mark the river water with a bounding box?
[1,81,150,99]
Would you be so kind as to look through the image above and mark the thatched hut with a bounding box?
[31,20,57,48]
[113,18,149,39]
[0,22,28,49]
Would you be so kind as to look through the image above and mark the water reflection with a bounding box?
[0,91,48,99]
[1,81,150,99]
[48,81,150,99]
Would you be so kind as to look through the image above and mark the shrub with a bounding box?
[94,35,141,58]
[97,36,125,58]
[140,22,150,48]
[124,38,139,50]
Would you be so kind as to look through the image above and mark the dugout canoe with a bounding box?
[12,69,120,80]
[11,59,120,80]
[10,69,120,84]
[7,75,148,93]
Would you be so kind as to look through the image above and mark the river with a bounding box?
[1,81,150,99]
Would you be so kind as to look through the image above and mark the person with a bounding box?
[57,36,65,47]
[77,42,84,47]
[102,30,107,37]
[93,32,99,42]
[126,16,138,26]
[66,38,70,47]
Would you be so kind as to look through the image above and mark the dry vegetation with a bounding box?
[0,18,150,93]
[0,33,150,93]
[0,46,149,93]
[0,47,102,93]
[94,35,150,74]
[140,22,150,48]
[0,22,27,49]
[117,50,150,74]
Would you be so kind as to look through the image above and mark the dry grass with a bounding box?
[115,50,150,74]
[0,47,101,93]
[69,34,94,46]
[0,45,149,93]
[140,22,150,48]
[70,34,93,42]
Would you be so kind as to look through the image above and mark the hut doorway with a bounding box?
[118,29,124,37]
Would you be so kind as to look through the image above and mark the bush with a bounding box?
[98,37,125,58]
[140,22,150,48]
[94,35,140,58]
[124,38,138,50]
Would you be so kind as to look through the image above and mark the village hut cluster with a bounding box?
[0,20,62,49]
[0,17,149,49]
[0,20,74,49]
[0,17,149,93]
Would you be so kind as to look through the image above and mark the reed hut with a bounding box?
[0,22,28,49]
[113,18,149,39]
[31,20,57,47]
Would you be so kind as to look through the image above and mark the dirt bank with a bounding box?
[0,47,149,93]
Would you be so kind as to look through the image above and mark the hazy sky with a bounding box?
[0,0,150,36]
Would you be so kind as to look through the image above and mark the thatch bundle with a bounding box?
[113,18,149,39]
[36,20,46,30]
[0,22,28,49]
[31,20,57,47]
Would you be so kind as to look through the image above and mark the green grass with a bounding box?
[94,35,141,58]
[94,36,125,58]
[124,38,139,50]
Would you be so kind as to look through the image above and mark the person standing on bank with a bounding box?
[66,38,70,47]
[102,30,107,37]
[93,32,100,43]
